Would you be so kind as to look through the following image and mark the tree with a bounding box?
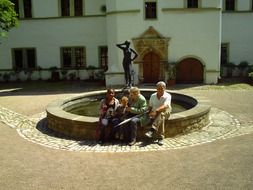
[0,0,18,38]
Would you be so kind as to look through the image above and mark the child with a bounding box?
[113,96,129,140]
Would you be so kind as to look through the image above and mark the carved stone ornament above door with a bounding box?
[132,26,170,63]
[132,26,170,83]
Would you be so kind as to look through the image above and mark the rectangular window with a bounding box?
[62,48,72,67]
[12,48,36,69]
[26,49,36,68]
[225,0,235,11]
[23,0,32,18]
[11,0,32,18]
[11,0,19,17]
[99,46,108,70]
[74,0,83,16]
[61,0,83,16]
[75,47,84,67]
[220,44,229,65]
[61,0,70,16]
[61,47,86,68]
[187,0,198,8]
[13,49,23,69]
[145,2,157,19]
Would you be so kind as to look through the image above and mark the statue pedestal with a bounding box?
[105,71,125,86]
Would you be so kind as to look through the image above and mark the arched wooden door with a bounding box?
[143,52,160,83]
[176,58,203,84]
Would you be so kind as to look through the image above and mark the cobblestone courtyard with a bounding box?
[0,82,253,189]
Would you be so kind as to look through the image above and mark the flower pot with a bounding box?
[167,79,175,86]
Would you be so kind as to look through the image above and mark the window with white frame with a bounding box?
[187,0,198,8]
[99,46,108,70]
[60,0,84,16]
[61,47,86,68]
[10,0,32,18]
[12,48,36,70]
[144,2,157,19]
[225,0,235,11]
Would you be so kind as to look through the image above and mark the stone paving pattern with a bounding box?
[1,83,253,190]
[1,87,253,152]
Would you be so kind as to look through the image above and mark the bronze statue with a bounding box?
[116,40,138,87]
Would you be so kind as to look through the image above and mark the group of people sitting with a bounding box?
[95,81,172,146]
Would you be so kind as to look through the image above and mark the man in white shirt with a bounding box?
[145,81,172,145]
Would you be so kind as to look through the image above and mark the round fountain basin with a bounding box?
[46,89,211,140]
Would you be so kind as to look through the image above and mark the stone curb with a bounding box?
[1,106,253,153]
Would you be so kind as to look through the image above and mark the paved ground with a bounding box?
[0,81,253,189]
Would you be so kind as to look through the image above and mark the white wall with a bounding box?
[4,0,253,84]
[106,0,221,84]
[0,17,106,70]
[32,0,105,18]
[222,13,253,65]
[237,0,251,11]
[33,0,59,18]
[85,0,106,15]
[160,0,183,8]
[160,11,221,71]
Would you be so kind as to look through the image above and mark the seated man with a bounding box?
[145,81,172,146]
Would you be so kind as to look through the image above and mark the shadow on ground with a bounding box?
[1,78,252,97]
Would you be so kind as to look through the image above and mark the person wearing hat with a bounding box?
[116,40,138,87]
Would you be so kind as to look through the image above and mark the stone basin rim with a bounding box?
[46,89,211,123]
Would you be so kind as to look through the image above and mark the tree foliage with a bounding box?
[0,0,18,37]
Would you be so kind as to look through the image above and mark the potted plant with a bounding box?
[248,64,253,84]
[49,66,59,81]
[86,65,97,81]
[248,72,253,84]
[37,66,43,80]
[24,69,33,81]
[75,63,82,80]
[95,69,106,85]
[3,72,11,82]
[14,68,22,82]
[238,61,249,77]
[61,69,68,81]
[68,72,77,81]
[225,62,236,77]
[166,62,176,86]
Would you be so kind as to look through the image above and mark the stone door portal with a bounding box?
[132,26,170,84]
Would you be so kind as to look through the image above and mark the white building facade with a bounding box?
[0,0,253,85]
